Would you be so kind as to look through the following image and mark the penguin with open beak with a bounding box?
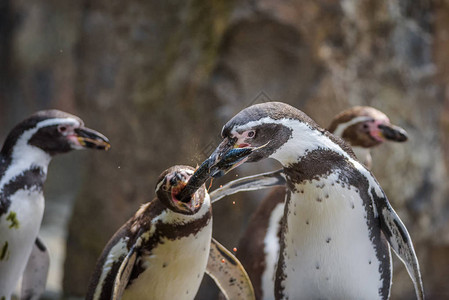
[87,158,255,300]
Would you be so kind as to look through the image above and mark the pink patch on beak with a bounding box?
[370,120,386,142]
[237,143,250,148]
[67,135,82,146]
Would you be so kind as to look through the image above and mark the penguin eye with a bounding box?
[58,125,68,133]
[362,124,369,130]
[247,130,256,138]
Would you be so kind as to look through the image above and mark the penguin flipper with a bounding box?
[377,198,424,300]
[21,237,50,300]
[112,244,137,300]
[206,238,255,300]
[210,169,285,203]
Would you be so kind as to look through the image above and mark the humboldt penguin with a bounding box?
[235,106,409,299]
[86,164,255,300]
[328,106,407,168]
[0,110,110,300]
[208,102,423,300]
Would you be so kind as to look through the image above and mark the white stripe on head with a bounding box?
[155,179,165,193]
[35,117,80,130]
[332,116,372,138]
[240,117,342,162]
[0,117,81,190]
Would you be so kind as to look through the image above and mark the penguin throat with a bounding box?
[169,187,201,215]
[170,182,190,203]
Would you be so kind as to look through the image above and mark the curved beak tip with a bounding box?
[208,140,254,176]
[101,142,112,151]
[75,127,111,150]
[397,131,408,142]
[379,124,408,143]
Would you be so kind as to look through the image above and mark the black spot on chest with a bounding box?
[0,166,46,216]
[277,149,392,299]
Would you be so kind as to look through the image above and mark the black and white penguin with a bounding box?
[209,102,423,300]
[86,165,255,300]
[0,110,110,300]
[235,106,409,299]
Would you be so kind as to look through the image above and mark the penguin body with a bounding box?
[87,166,212,300]
[0,110,110,300]
[87,165,255,300]
[209,102,423,300]
[279,165,389,299]
[235,106,408,299]
[0,188,45,295]
[119,202,212,300]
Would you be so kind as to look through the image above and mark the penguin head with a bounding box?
[208,102,321,171]
[328,106,408,148]
[155,165,206,215]
[1,110,110,158]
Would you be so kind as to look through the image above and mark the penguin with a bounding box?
[327,106,407,168]
[235,106,409,299]
[208,102,423,300]
[0,110,110,300]
[86,165,255,300]
[209,106,408,203]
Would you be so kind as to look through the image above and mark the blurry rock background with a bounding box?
[1,0,448,299]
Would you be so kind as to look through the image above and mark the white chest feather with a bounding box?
[261,202,284,300]
[0,188,45,297]
[122,220,213,300]
[280,173,387,300]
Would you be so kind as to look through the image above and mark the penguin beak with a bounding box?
[207,137,255,177]
[378,124,408,142]
[175,140,255,202]
[73,127,111,150]
[169,175,201,214]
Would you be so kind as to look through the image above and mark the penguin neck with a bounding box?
[330,128,373,170]
[269,121,352,167]
[331,116,372,138]
[159,193,211,225]
[275,132,385,217]
[0,136,51,192]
